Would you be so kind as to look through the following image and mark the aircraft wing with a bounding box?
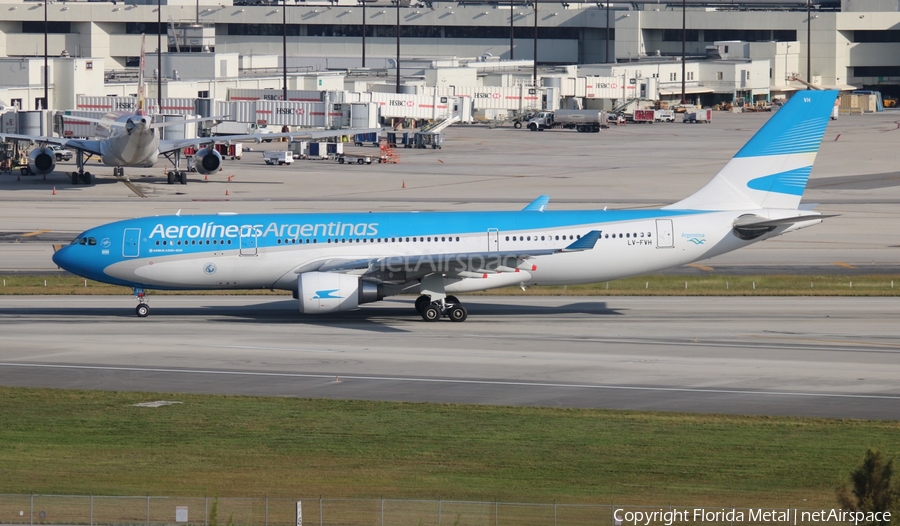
[292,231,601,284]
[159,127,386,154]
[0,133,104,156]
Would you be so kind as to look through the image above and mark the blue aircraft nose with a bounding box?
[52,244,92,277]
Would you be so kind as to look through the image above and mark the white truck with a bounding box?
[526,110,606,133]
[211,122,276,141]
[263,151,293,165]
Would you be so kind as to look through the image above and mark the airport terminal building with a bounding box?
[0,0,898,110]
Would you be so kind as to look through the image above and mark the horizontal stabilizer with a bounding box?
[733,214,837,229]
[522,195,550,212]
[559,230,601,252]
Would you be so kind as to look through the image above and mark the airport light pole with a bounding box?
[395,0,400,93]
[605,2,610,63]
[158,0,162,106]
[532,0,537,86]
[361,0,366,67]
[806,0,811,88]
[509,0,514,60]
[43,0,48,110]
[681,0,686,104]
[283,0,288,101]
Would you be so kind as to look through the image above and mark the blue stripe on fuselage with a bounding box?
[62,208,704,276]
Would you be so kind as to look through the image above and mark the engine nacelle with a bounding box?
[28,147,56,175]
[193,148,222,175]
[297,272,383,314]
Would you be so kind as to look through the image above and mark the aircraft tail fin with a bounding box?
[137,34,147,116]
[664,90,838,211]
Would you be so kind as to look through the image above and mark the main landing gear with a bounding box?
[134,287,150,317]
[70,149,93,185]
[415,294,468,322]
[163,150,188,185]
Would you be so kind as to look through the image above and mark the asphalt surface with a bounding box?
[1,295,898,419]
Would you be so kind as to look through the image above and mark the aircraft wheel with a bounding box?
[448,305,468,323]
[445,295,460,306]
[421,304,441,322]
[179,171,188,185]
[83,172,93,185]
[135,304,150,318]
[167,172,175,185]
[414,295,431,313]
[71,173,80,185]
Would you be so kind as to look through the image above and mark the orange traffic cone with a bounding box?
[225,187,230,196]
[227,174,234,182]
[204,174,208,181]
[401,180,406,189]
[52,187,57,195]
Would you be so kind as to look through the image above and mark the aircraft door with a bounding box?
[123,228,140,258]
[487,228,499,252]
[656,219,674,248]
[240,227,258,256]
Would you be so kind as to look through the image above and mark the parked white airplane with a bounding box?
[52,91,839,321]
[1,36,379,185]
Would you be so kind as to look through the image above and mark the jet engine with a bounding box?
[297,272,383,314]
[28,147,56,175]
[192,148,222,175]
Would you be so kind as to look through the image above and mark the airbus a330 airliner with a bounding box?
[53,90,839,322]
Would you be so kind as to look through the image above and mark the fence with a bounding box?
[0,495,865,526]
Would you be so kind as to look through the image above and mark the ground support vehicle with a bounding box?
[683,109,712,123]
[527,110,606,133]
[336,154,374,165]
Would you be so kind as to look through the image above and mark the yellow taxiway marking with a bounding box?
[686,263,715,271]
[21,229,50,238]
[834,262,858,269]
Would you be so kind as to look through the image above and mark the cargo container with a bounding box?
[263,151,293,165]
[354,132,379,147]
[214,143,243,160]
[632,109,655,123]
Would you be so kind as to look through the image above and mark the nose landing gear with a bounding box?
[134,287,150,317]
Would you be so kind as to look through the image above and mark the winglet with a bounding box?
[522,195,550,212]
[559,230,601,252]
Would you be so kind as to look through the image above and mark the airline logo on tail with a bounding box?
[664,90,838,211]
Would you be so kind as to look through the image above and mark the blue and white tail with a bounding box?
[664,90,838,211]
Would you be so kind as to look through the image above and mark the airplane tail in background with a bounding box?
[137,34,147,116]
[664,90,839,211]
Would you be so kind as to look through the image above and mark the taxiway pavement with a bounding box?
[1,295,898,420]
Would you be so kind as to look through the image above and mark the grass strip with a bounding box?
[0,274,898,296]
[1,386,898,506]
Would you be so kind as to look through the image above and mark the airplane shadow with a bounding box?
[0,298,623,333]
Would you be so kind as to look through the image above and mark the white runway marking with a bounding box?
[180,344,344,353]
[1,362,898,401]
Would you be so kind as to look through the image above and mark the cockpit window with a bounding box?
[79,238,87,245]
[70,237,81,245]
[88,237,97,246]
